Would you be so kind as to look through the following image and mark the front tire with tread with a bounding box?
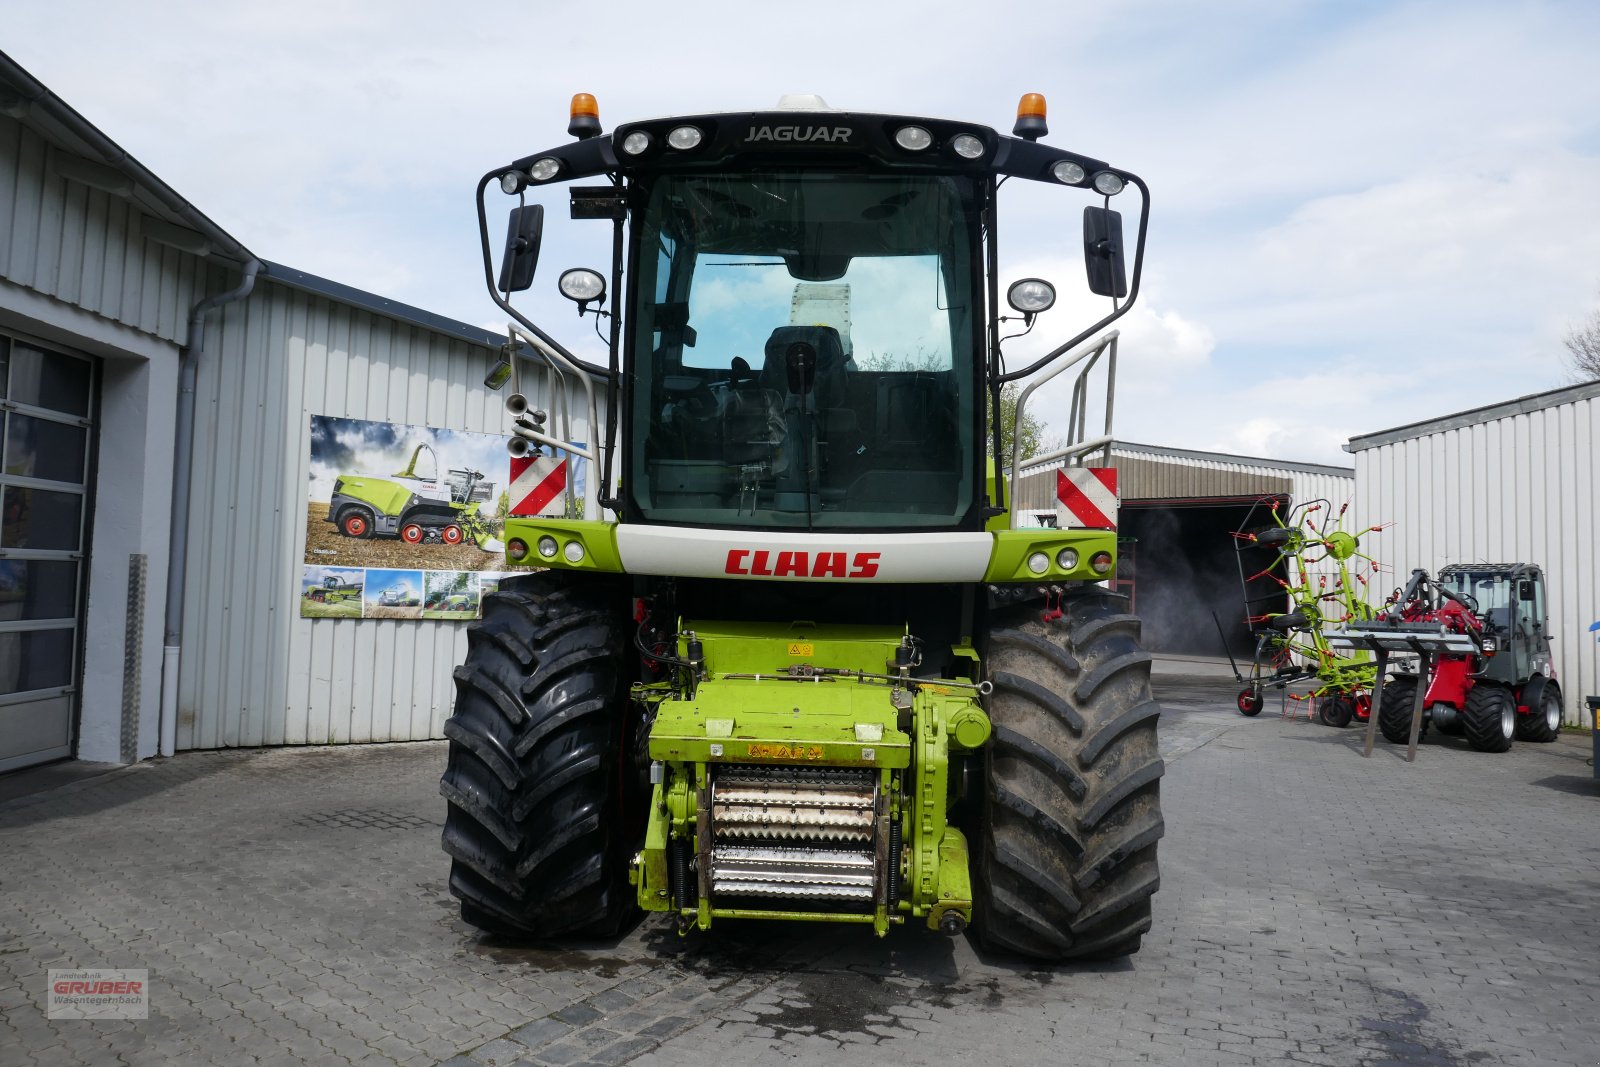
[439,571,634,939]
[1461,683,1515,753]
[977,593,1164,962]
[1377,678,1425,745]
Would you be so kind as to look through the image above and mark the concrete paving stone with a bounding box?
[507,1017,574,1049]
[468,1037,530,1065]
[588,1035,656,1065]
[528,1040,601,1067]
[580,988,636,1013]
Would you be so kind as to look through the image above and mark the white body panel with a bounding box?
[615,526,994,583]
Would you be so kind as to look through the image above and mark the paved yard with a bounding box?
[1,679,1596,1067]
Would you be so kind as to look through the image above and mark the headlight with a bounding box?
[537,536,559,559]
[507,538,529,562]
[950,133,985,159]
[1027,551,1050,575]
[1480,636,1498,653]
[499,171,527,194]
[528,157,562,182]
[1007,278,1056,314]
[558,268,607,303]
[894,125,933,151]
[1056,548,1079,570]
[621,131,652,156]
[563,540,586,564]
[1092,171,1125,196]
[1052,160,1085,184]
[1090,551,1114,575]
[667,125,703,150]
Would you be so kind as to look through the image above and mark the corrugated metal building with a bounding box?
[0,52,517,769]
[1347,382,1600,725]
[1016,442,1357,657]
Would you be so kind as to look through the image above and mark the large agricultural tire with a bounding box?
[438,570,635,939]
[1461,683,1516,753]
[1377,678,1425,745]
[338,506,374,539]
[1515,683,1562,743]
[976,593,1164,962]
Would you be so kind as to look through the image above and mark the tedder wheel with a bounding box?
[338,507,375,539]
[977,593,1164,962]
[1461,683,1516,753]
[1236,688,1265,717]
[1319,696,1353,729]
[442,524,465,545]
[438,570,634,938]
[1377,678,1425,745]
[1515,683,1562,743]
[400,523,426,544]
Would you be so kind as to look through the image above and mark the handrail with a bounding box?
[509,324,605,521]
[1007,330,1119,529]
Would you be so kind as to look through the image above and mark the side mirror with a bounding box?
[1083,206,1128,298]
[1518,579,1536,601]
[498,204,545,292]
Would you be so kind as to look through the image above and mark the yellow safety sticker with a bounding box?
[787,642,814,656]
[746,743,824,761]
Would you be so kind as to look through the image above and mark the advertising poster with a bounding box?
[302,415,536,620]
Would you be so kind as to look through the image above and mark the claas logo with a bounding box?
[725,549,881,579]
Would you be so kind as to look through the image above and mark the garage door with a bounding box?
[0,333,94,772]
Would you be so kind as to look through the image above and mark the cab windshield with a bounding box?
[628,172,979,528]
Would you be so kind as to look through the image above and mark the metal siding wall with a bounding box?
[177,279,508,749]
[1285,468,1361,611]
[1353,395,1600,724]
[0,115,199,343]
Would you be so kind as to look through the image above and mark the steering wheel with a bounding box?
[1438,584,1478,614]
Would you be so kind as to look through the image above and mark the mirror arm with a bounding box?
[475,170,615,383]
[997,174,1149,384]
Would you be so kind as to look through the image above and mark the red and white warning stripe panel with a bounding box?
[1055,467,1118,530]
[509,456,567,517]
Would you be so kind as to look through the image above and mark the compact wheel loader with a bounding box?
[1329,565,1564,753]
[439,92,1164,961]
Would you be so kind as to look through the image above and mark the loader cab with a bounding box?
[626,170,983,529]
[1438,563,1549,684]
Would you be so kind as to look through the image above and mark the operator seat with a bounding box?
[760,325,848,409]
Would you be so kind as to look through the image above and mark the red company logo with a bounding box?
[53,980,145,996]
[725,549,880,579]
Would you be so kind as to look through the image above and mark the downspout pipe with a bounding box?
[159,260,261,756]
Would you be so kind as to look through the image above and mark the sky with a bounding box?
[8,0,1600,466]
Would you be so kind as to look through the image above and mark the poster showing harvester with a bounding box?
[301,415,532,620]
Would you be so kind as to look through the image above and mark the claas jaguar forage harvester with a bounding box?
[438,92,1165,961]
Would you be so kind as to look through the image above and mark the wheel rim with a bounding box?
[1545,696,1561,733]
[345,516,366,536]
[401,524,423,544]
[443,525,463,544]
[1500,707,1515,740]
